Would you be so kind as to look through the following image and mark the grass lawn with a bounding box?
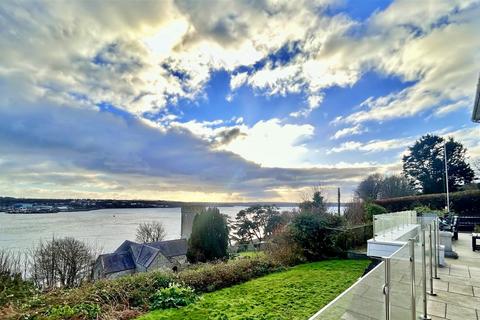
[236,251,266,258]
[138,259,369,320]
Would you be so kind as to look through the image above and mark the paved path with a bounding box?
[427,232,480,320]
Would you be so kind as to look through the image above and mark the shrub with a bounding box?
[335,224,373,251]
[0,271,37,308]
[374,190,480,216]
[413,206,444,217]
[46,303,100,320]
[343,198,366,225]
[149,283,198,310]
[289,212,344,261]
[176,257,283,293]
[364,203,387,222]
[264,231,304,266]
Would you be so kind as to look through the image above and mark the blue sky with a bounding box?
[0,0,479,202]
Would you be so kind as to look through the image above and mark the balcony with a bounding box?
[309,211,480,320]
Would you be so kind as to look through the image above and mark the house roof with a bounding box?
[148,239,188,258]
[98,251,135,274]
[97,238,187,275]
[473,74,480,122]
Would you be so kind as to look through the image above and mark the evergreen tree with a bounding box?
[187,207,229,263]
[403,134,474,194]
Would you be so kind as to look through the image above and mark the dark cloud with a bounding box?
[213,127,246,146]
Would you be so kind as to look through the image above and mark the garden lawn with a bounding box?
[138,259,369,320]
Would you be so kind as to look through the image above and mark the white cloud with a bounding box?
[221,119,315,168]
[331,124,367,140]
[434,99,471,117]
[328,137,414,153]
[170,118,316,168]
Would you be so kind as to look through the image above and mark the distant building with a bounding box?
[181,205,205,239]
[473,74,480,122]
[93,239,187,280]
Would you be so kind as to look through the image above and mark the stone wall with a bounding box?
[181,205,205,239]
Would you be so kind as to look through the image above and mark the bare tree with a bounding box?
[356,174,383,201]
[30,237,95,289]
[343,197,365,225]
[378,174,416,199]
[136,221,166,243]
[0,249,29,279]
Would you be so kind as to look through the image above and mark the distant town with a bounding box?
[0,196,305,214]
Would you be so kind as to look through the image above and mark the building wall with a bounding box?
[105,269,135,280]
[147,252,173,272]
[181,205,205,239]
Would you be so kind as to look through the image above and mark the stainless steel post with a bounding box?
[433,220,439,279]
[409,238,416,320]
[421,228,431,320]
[384,258,391,320]
[428,224,436,296]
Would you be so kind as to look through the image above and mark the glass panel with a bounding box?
[374,211,417,240]
[390,243,412,320]
[311,262,386,320]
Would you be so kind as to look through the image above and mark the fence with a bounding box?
[373,211,416,240]
[310,215,440,320]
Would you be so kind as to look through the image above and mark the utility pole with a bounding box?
[444,142,450,213]
[337,187,341,216]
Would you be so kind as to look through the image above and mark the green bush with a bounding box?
[0,271,37,307]
[175,256,283,293]
[289,212,344,261]
[46,303,100,320]
[149,283,198,310]
[375,190,480,216]
[413,206,444,217]
[364,203,387,222]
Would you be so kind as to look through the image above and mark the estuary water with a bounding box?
[1,206,316,253]
[0,207,249,253]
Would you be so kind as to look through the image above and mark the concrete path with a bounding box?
[427,232,480,320]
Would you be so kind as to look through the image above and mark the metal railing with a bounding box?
[310,215,440,320]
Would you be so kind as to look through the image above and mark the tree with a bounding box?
[378,174,416,199]
[30,237,95,289]
[403,135,474,194]
[136,221,166,243]
[299,187,327,213]
[232,205,281,245]
[356,174,383,201]
[187,207,229,263]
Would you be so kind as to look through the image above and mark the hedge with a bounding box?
[374,190,480,216]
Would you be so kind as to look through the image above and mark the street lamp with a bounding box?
[444,142,450,213]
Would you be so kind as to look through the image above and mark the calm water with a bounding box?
[0,206,299,253]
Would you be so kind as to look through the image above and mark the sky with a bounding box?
[0,0,479,202]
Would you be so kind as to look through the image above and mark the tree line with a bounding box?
[356,134,477,202]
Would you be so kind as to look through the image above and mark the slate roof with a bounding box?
[96,238,187,275]
[148,239,188,258]
[98,251,135,274]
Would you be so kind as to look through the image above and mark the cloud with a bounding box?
[434,99,471,117]
[213,128,246,146]
[336,1,480,124]
[0,73,377,201]
[328,137,414,154]
[331,124,367,140]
